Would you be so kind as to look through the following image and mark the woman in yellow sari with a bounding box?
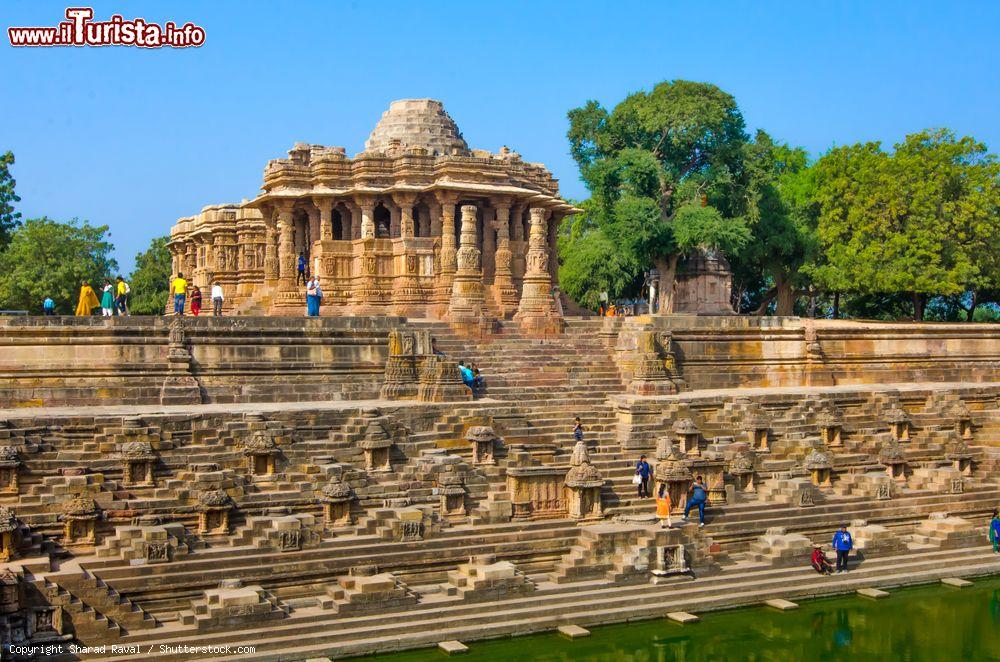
[75,281,100,316]
[656,480,673,529]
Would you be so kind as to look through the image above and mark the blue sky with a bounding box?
[2,1,998,273]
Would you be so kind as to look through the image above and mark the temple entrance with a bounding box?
[374,204,391,238]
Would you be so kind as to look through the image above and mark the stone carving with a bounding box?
[878,439,908,481]
[242,432,279,476]
[61,497,100,545]
[198,490,234,535]
[119,440,156,486]
[804,449,833,486]
[816,405,844,446]
[466,425,498,465]
[0,446,21,495]
[0,506,19,562]
[728,448,756,492]
[564,439,604,520]
[884,406,911,441]
[359,409,394,472]
[950,401,973,439]
[672,418,701,456]
[654,438,692,515]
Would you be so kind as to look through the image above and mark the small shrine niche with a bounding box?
[671,418,701,456]
[653,438,692,515]
[466,425,498,465]
[0,446,20,496]
[743,405,771,451]
[60,497,100,546]
[727,448,756,493]
[945,434,973,476]
[879,440,908,482]
[804,449,833,487]
[563,439,603,521]
[817,407,844,447]
[438,475,467,518]
[198,490,234,535]
[0,507,20,562]
[320,480,355,526]
[359,410,393,472]
[119,441,156,487]
[0,570,67,647]
[652,544,689,577]
[243,432,279,477]
[950,402,973,441]
[884,407,910,442]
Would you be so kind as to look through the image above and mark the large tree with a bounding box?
[811,129,1000,320]
[0,151,21,251]
[128,236,172,315]
[736,131,820,315]
[564,80,755,312]
[0,217,117,314]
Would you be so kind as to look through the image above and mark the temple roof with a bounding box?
[365,99,470,156]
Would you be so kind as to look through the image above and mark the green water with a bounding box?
[373,578,1000,661]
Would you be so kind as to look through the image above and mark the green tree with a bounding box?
[812,129,1000,320]
[557,201,642,309]
[128,236,172,315]
[736,131,820,315]
[564,80,755,312]
[0,217,117,314]
[0,151,22,250]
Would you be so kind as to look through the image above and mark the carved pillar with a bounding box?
[358,196,376,240]
[482,206,496,282]
[263,207,279,281]
[514,208,562,334]
[276,203,297,292]
[448,204,485,323]
[392,193,422,315]
[317,199,333,241]
[547,212,561,285]
[493,199,517,315]
[307,205,321,245]
[434,191,459,313]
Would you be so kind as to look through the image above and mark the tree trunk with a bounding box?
[833,292,840,319]
[654,254,679,314]
[774,274,797,316]
[912,292,925,322]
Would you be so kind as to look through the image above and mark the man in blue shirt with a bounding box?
[43,296,55,316]
[832,524,853,573]
[458,361,475,392]
[296,252,307,285]
[635,455,652,498]
[683,475,709,527]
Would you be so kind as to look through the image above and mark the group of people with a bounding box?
[632,453,710,528]
[169,273,224,316]
[458,360,483,393]
[73,277,130,316]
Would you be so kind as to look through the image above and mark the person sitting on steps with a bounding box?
[683,475,709,527]
[811,544,835,575]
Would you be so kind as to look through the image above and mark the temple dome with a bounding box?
[365,99,469,156]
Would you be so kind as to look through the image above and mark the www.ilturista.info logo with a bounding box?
[8,7,205,48]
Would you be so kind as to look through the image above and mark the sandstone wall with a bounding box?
[0,317,396,408]
[636,316,1000,390]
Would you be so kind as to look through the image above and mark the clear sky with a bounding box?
[2,1,998,273]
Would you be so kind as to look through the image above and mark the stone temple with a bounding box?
[168,99,575,332]
[0,101,999,660]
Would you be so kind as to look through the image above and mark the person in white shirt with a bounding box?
[211,282,224,316]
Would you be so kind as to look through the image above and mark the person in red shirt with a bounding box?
[811,544,834,575]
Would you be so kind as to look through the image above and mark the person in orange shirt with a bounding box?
[74,281,100,316]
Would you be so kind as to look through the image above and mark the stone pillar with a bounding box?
[429,201,442,238]
[514,208,562,335]
[547,213,561,285]
[392,193,422,315]
[434,191,459,313]
[276,203,297,291]
[492,199,517,315]
[448,204,486,324]
[263,208,279,281]
[317,199,333,241]
[482,206,496,282]
[357,196,376,240]
[308,205,321,245]
[511,204,525,241]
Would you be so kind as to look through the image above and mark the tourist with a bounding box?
[459,361,475,392]
[115,276,130,316]
[573,416,584,442]
[990,510,1000,554]
[683,475,708,527]
[100,282,116,317]
[75,281,99,316]
[171,272,188,315]
[656,482,673,529]
[832,524,853,573]
[190,285,203,316]
[431,337,446,357]
[472,367,484,390]
[811,544,835,575]
[42,296,55,316]
[297,251,307,285]
[306,276,322,317]
[635,454,652,498]
[211,281,224,316]
[597,303,605,317]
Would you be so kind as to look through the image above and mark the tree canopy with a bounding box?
[0,151,21,251]
[128,236,172,315]
[563,80,756,311]
[0,217,117,314]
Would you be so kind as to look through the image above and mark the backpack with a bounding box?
[123,282,131,294]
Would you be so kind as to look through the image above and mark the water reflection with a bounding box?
[371,579,1000,662]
